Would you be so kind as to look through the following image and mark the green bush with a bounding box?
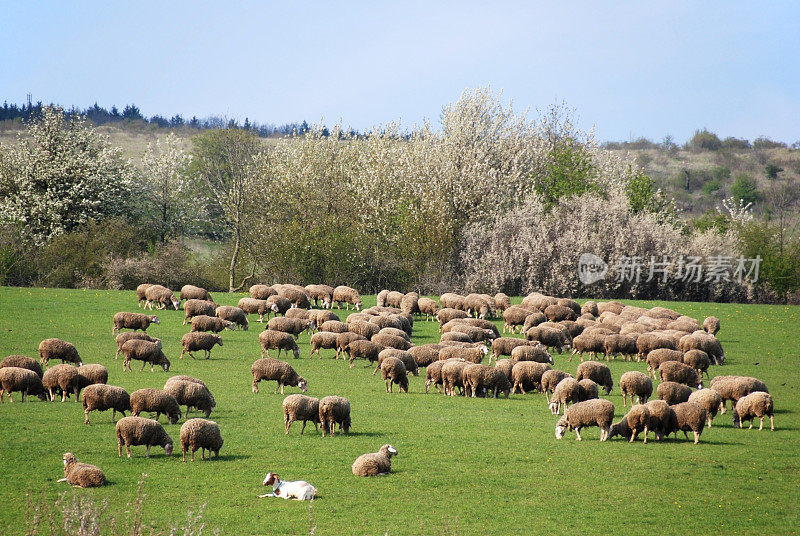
[721,137,751,150]
[701,178,722,195]
[738,220,800,297]
[765,163,783,180]
[687,129,722,151]
[730,173,762,205]
[753,136,787,150]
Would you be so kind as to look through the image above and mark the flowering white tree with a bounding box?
[142,133,194,242]
[0,106,136,245]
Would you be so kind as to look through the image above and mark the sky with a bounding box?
[1,1,799,143]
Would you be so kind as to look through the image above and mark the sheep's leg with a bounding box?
[145,445,151,458]
[575,428,583,441]
[629,428,636,442]
[372,363,380,376]
[284,414,292,434]
[127,444,133,458]
[758,417,764,431]
[693,431,700,444]
[643,426,648,444]
[300,420,308,435]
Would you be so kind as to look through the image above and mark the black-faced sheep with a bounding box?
[82,384,131,424]
[352,444,397,476]
[180,285,212,303]
[380,356,409,393]
[0,355,43,378]
[687,388,722,427]
[463,364,512,398]
[144,284,180,311]
[59,453,106,487]
[733,391,774,431]
[39,338,82,367]
[42,364,85,402]
[283,394,320,434]
[319,395,351,437]
[116,416,173,458]
[190,315,236,333]
[511,361,551,395]
[0,366,47,402]
[657,381,693,405]
[555,399,615,441]
[114,332,160,360]
[113,312,160,336]
[121,339,170,372]
[215,305,249,331]
[180,418,223,461]
[332,285,362,310]
[659,361,703,388]
[130,388,181,424]
[251,358,307,394]
[619,371,652,407]
[670,401,707,443]
[575,361,613,394]
[180,332,223,360]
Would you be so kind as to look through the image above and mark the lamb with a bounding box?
[441,359,473,396]
[710,376,769,413]
[305,284,334,309]
[115,416,174,458]
[380,356,409,393]
[657,381,693,405]
[439,293,466,311]
[352,445,398,476]
[510,361,551,395]
[679,332,725,365]
[645,349,684,378]
[77,364,108,386]
[283,394,320,434]
[494,293,511,313]
[548,377,586,414]
[732,391,774,431]
[437,308,470,330]
[180,332,223,360]
[463,364,511,398]
[42,364,85,402]
[164,379,216,418]
[525,326,570,354]
[82,384,131,424]
[130,388,181,424]
[502,306,535,333]
[144,284,180,310]
[0,355,43,378]
[659,361,703,388]
[39,338,82,367]
[336,332,367,360]
[121,339,170,372]
[136,283,154,307]
[609,404,651,442]
[115,332,160,360]
[670,402,707,443]
[249,284,277,300]
[180,418,223,461]
[215,305,249,331]
[490,337,531,363]
[682,349,711,378]
[569,332,606,362]
[259,330,301,359]
[541,369,572,403]
[409,344,441,367]
[418,297,440,321]
[112,312,160,335]
[251,358,307,394]
[555,399,615,441]
[259,472,317,500]
[688,388,722,426]
[603,334,638,361]
[372,332,412,351]
[619,371,653,406]
[238,297,273,322]
[319,395,351,437]
[636,333,677,360]
[58,453,106,487]
[348,340,385,368]
[0,367,47,402]
[438,345,489,364]
[703,316,721,335]
[180,285,213,302]
[575,361,613,395]
[190,315,236,333]
[332,285,362,310]
[183,299,218,325]
[309,331,339,358]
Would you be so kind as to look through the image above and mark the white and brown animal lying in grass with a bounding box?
[257,472,316,500]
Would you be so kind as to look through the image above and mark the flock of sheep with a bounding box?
[0,282,775,494]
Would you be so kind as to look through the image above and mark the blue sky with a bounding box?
[2,2,798,143]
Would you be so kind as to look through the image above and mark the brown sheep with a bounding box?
[180,332,223,360]
[59,453,106,487]
[39,338,82,368]
[112,312,160,336]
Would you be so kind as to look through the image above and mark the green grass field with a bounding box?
[0,287,798,535]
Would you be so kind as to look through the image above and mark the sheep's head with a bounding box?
[381,444,398,458]
[355,301,362,311]
[548,401,559,414]
[292,348,300,360]
[214,336,223,346]
[555,417,568,439]
[150,316,161,324]
[168,410,180,425]
[341,416,351,433]
[271,304,280,313]
[160,357,171,372]
[164,441,174,456]
[732,411,742,429]
[263,472,279,486]
[479,345,489,356]
[298,377,308,392]
[171,297,181,310]
[63,452,77,466]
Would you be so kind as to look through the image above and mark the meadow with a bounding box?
[0,286,798,535]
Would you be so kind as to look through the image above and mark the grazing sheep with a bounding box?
[682,349,711,378]
[549,377,589,415]
[375,349,418,377]
[82,384,131,424]
[409,344,441,367]
[437,308,470,330]
[541,369,572,403]
[378,326,411,341]
[121,339,170,372]
[277,286,311,309]
[309,331,339,358]
[348,340,385,368]
[441,359,473,396]
[180,332,223,360]
[180,284,212,303]
[525,326,570,354]
[619,371,653,406]
[114,332,160,360]
[116,416,173,458]
[0,367,47,402]
[576,361,613,394]
[494,293,511,313]
[353,445,397,476]
[603,334,638,361]
[502,306,535,333]
[443,323,494,343]
[130,388,181,424]
[544,304,577,322]
[305,284,334,309]
[369,315,404,332]
[0,355,43,378]
[636,333,676,360]
[42,364,85,402]
[190,315,236,333]
[332,285,362,310]
[372,332,412,351]
[348,321,381,340]
[319,395,351,437]
[703,316,721,335]
[180,418,223,461]
[425,359,451,394]
[336,332,367,360]
[77,364,108,386]
[259,330,300,359]
[511,344,552,364]
[710,375,769,413]
[215,305,249,331]
[463,364,511,398]
[183,299,218,325]
[643,400,678,441]
[418,297,440,321]
[609,404,651,442]
[494,358,515,384]
[319,320,348,334]
[144,285,180,311]
[112,312,160,336]
[439,293,466,311]
[569,333,606,362]
[646,349,684,378]
[464,293,491,319]
[400,292,420,315]
[136,283,154,307]
[58,453,106,487]
[659,361,703,388]
[164,379,215,418]
[732,391,774,431]
[238,297,272,322]
[679,332,725,365]
[249,284,277,300]
[382,291,404,308]
[581,300,599,317]
[522,312,548,333]
[490,337,530,363]
[578,379,599,401]
[39,338,82,367]
[657,381,693,405]
[307,309,339,327]
[555,399,615,441]
[251,358,307,394]
[438,345,489,364]
[259,473,317,500]
[441,331,473,344]
[510,361,551,395]
[688,388,722,427]
[283,394,320,435]
[268,317,314,339]
[670,402,707,444]
[380,356,409,393]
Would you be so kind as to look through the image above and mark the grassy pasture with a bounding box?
[0,287,798,535]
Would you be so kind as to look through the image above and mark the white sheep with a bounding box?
[258,472,316,500]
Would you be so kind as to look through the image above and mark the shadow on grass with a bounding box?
[208,453,252,461]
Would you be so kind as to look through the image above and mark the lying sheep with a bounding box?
[180,332,223,360]
[190,315,236,333]
[541,369,572,403]
[164,379,215,418]
[409,344,441,367]
[670,402,707,444]
[112,312,160,336]
[733,391,774,431]
[609,404,651,443]
[659,361,702,388]
[251,358,307,394]
[418,297,440,321]
[121,339,170,372]
[657,381,693,405]
[42,364,85,402]
[682,349,711,378]
[82,384,131,424]
[144,284,181,311]
[332,285,362,310]
[116,416,174,458]
[464,364,511,398]
[703,316,721,335]
[511,361,551,395]
[0,355,43,378]
[710,375,769,413]
[180,285,212,303]
[619,371,653,406]
[77,364,108,386]
[130,388,181,424]
[319,395,351,437]
[555,399,615,441]
[183,299,218,325]
[575,361,613,394]
[115,332,160,360]
[215,305,249,331]
[249,284,277,300]
[353,444,397,476]
[336,332,367,360]
[180,418,223,461]
[0,366,47,402]
[58,453,106,487]
[238,298,272,322]
[259,330,301,359]
[688,388,722,427]
[268,317,313,340]
[310,331,339,358]
[39,338,82,367]
[381,356,409,393]
[137,283,154,307]
[283,394,320,435]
